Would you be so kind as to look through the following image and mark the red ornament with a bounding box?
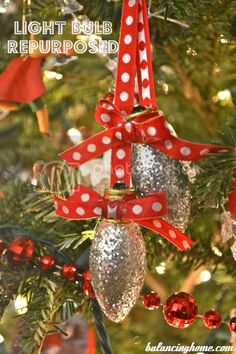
[163,292,198,328]
[82,271,95,298]
[7,237,34,263]
[61,264,78,281]
[203,310,222,329]
[40,255,56,272]
[143,292,161,310]
[229,317,236,333]
[0,239,5,254]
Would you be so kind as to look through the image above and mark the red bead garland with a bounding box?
[7,237,35,263]
[203,310,222,329]
[40,255,56,272]
[61,264,78,281]
[163,292,198,328]
[143,292,161,310]
[1,236,236,333]
[230,317,236,333]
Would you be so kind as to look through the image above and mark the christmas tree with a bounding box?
[0,0,236,353]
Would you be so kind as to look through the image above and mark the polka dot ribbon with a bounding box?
[60,99,226,185]
[54,185,194,251]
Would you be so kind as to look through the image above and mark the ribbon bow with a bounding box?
[60,99,226,185]
[54,185,194,251]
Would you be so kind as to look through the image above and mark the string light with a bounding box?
[0,334,4,344]
[156,262,166,274]
[199,270,211,282]
[15,295,28,314]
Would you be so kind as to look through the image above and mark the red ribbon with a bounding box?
[54,185,194,251]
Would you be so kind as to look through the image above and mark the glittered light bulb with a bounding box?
[90,218,146,323]
[163,292,198,328]
[131,144,191,231]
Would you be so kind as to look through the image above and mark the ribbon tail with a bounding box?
[137,218,194,251]
[153,136,229,161]
[111,143,131,186]
[59,128,120,168]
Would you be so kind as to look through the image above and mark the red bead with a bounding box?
[163,292,198,328]
[7,237,34,263]
[203,310,222,329]
[82,271,95,298]
[61,264,77,281]
[143,292,161,310]
[0,240,5,254]
[40,256,56,272]
[229,317,236,333]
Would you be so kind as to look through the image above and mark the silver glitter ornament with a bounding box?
[131,144,191,231]
[221,211,236,243]
[90,220,146,323]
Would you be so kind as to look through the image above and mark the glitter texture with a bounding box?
[131,144,191,231]
[90,220,146,323]
[221,211,236,243]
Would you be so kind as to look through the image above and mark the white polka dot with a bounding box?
[147,126,157,136]
[102,136,111,145]
[115,132,122,140]
[76,207,85,216]
[120,92,129,102]
[153,220,162,228]
[132,205,143,215]
[180,147,191,156]
[125,122,132,132]
[152,202,162,212]
[200,149,209,156]
[94,207,102,216]
[81,193,90,202]
[116,149,126,160]
[126,16,133,25]
[54,201,58,210]
[164,140,173,150]
[62,206,69,214]
[182,240,190,250]
[116,168,125,179]
[101,113,111,123]
[87,144,96,153]
[72,152,81,161]
[121,72,130,83]
[122,54,131,64]
[128,0,135,7]
[124,35,132,45]
[169,230,177,239]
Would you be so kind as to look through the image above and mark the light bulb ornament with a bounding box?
[59,0,229,186]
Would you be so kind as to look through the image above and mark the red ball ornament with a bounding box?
[40,255,56,272]
[163,292,198,328]
[203,310,222,329]
[0,239,5,254]
[143,292,161,310]
[230,317,236,333]
[82,271,95,298]
[61,264,78,281]
[7,237,34,263]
